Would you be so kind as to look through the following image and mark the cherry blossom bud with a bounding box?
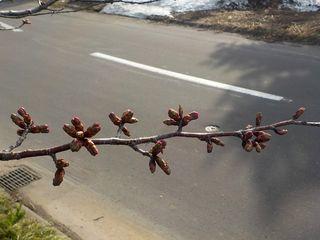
[149,158,156,173]
[150,140,166,156]
[256,112,262,126]
[121,109,134,123]
[22,113,32,124]
[168,109,180,122]
[244,140,253,152]
[71,117,84,131]
[154,156,171,175]
[127,117,139,124]
[84,139,98,156]
[30,125,41,133]
[11,114,26,129]
[211,138,225,147]
[63,124,77,138]
[121,126,131,137]
[55,159,69,169]
[17,129,24,136]
[243,131,253,141]
[163,119,179,126]
[293,107,305,120]
[254,142,262,153]
[70,139,82,152]
[182,114,192,126]
[17,107,28,117]
[188,111,199,120]
[207,142,213,153]
[274,128,288,135]
[84,123,101,138]
[178,105,183,118]
[256,132,271,142]
[39,124,49,133]
[53,169,65,186]
[109,113,121,126]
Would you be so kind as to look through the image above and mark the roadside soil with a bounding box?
[149,9,320,45]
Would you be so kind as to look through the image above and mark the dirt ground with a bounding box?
[150,9,320,45]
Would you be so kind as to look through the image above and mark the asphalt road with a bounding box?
[1,5,320,240]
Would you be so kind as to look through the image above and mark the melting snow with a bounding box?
[101,0,319,18]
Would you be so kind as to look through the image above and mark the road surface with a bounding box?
[1,4,320,240]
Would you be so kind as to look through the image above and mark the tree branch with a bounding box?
[0,119,318,161]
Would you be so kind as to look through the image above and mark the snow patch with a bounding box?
[101,0,320,18]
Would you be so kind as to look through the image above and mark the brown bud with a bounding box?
[243,131,253,141]
[149,158,156,173]
[207,142,213,153]
[17,129,24,136]
[182,114,192,126]
[109,112,122,126]
[38,124,49,133]
[30,125,41,133]
[188,111,199,120]
[256,132,272,143]
[55,159,69,169]
[274,128,288,135]
[127,117,139,124]
[53,169,65,186]
[163,119,179,126]
[70,139,82,152]
[22,113,32,124]
[84,123,101,138]
[154,156,171,175]
[121,109,134,123]
[211,138,225,147]
[293,107,305,120]
[121,126,131,137]
[17,107,28,117]
[256,112,262,126]
[178,105,183,118]
[150,140,166,156]
[11,114,26,129]
[63,124,77,138]
[84,139,98,156]
[254,142,262,153]
[244,140,253,152]
[168,109,180,122]
[71,117,84,131]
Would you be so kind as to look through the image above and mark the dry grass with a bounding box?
[152,9,320,45]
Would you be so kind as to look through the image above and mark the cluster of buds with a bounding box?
[148,140,171,175]
[242,112,273,153]
[11,107,49,136]
[63,117,101,156]
[163,105,199,128]
[205,138,225,153]
[52,158,69,186]
[109,109,138,137]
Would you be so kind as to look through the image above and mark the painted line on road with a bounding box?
[0,22,23,32]
[91,52,290,102]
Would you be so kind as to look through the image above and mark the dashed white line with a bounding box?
[91,52,289,102]
[0,21,23,32]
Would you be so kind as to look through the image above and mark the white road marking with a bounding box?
[0,22,23,32]
[91,52,289,102]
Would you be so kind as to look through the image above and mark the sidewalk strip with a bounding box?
[0,21,23,32]
[91,52,289,102]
